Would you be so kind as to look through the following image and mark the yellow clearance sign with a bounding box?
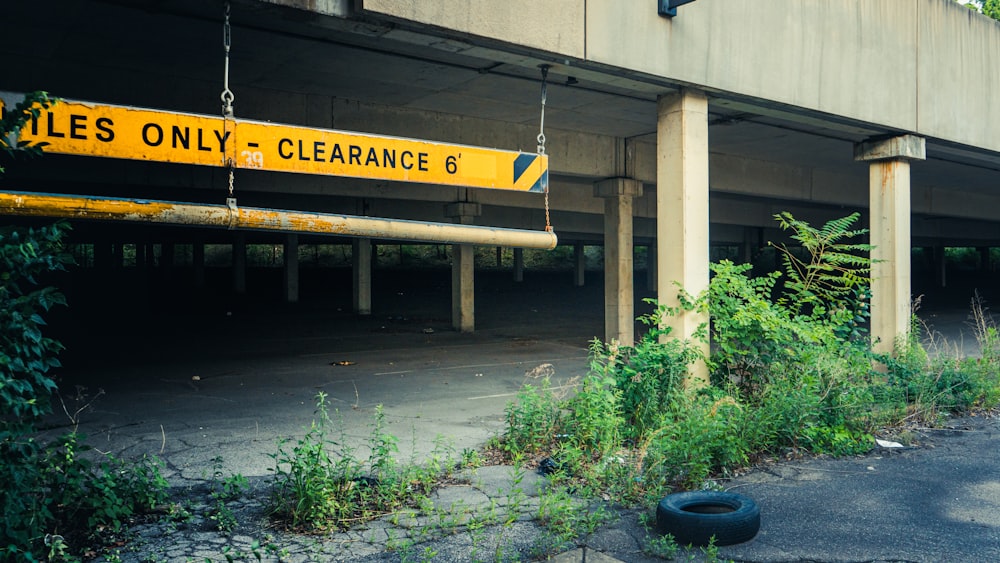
[1,94,548,193]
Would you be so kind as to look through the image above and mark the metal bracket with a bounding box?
[226,197,238,229]
[658,0,699,17]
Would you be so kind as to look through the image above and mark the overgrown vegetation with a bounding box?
[494,211,1000,514]
[267,393,462,532]
[2,93,170,561]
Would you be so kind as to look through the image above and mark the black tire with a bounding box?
[655,491,760,547]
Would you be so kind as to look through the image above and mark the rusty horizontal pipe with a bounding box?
[0,191,558,249]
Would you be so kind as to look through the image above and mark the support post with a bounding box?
[353,238,372,315]
[513,248,524,282]
[446,202,481,333]
[595,177,643,346]
[574,242,586,287]
[160,243,175,269]
[95,241,113,269]
[232,233,247,295]
[646,243,657,292]
[855,134,925,356]
[284,233,299,303]
[193,243,206,288]
[657,89,710,385]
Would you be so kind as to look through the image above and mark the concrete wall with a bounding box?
[362,0,1000,154]
[360,0,586,58]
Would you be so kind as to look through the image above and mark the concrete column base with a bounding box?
[513,248,524,282]
[447,202,481,333]
[284,234,299,303]
[193,243,205,287]
[353,238,372,315]
[595,177,643,346]
[232,234,247,295]
[574,242,586,287]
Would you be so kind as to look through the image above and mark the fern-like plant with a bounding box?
[770,211,872,316]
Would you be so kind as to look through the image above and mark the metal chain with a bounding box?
[537,65,552,232]
[536,65,548,155]
[221,1,238,225]
[221,1,235,117]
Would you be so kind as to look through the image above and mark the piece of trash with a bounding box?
[331,361,356,366]
[867,466,876,471]
[191,375,201,381]
[876,439,905,448]
[475,373,484,377]
[422,328,434,334]
[538,457,562,475]
[525,363,555,378]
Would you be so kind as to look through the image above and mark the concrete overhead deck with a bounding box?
[3,0,1000,348]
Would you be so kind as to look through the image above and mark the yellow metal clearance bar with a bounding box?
[0,93,549,193]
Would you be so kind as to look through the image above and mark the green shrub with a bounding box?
[1,222,170,560]
[268,394,450,531]
[500,377,564,455]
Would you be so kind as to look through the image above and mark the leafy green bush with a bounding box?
[1,221,170,561]
[268,393,450,531]
[497,211,1000,510]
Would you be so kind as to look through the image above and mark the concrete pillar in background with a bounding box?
[855,134,925,355]
[353,238,372,315]
[446,202,481,333]
[595,177,643,346]
[284,234,299,303]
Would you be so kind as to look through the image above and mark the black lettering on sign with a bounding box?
[297,140,310,161]
[418,152,429,172]
[142,123,163,147]
[197,129,211,152]
[95,117,114,142]
[69,114,87,140]
[214,130,230,152]
[172,126,190,149]
[278,138,293,159]
[365,147,379,167]
[46,112,65,138]
[313,141,325,161]
[401,150,414,170]
[383,149,396,169]
[348,145,361,165]
[329,143,344,164]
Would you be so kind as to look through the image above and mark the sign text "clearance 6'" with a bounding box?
[1,95,548,193]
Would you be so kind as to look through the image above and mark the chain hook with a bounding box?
[220,1,235,117]
[537,65,549,154]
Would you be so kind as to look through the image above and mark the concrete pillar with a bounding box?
[979,247,991,272]
[574,242,586,287]
[112,243,123,269]
[135,243,147,268]
[232,233,247,295]
[646,244,657,292]
[161,243,175,269]
[446,202,481,333]
[657,89,710,385]
[496,246,503,269]
[95,242,113,269]
[512,248,524,282]
[193,243,206,287]
[855,134,925,356]
[595,177,643,346]
[352,238,372,315]
[935,246,947,288]
[284,233,299,303]
[741,227,757,264]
